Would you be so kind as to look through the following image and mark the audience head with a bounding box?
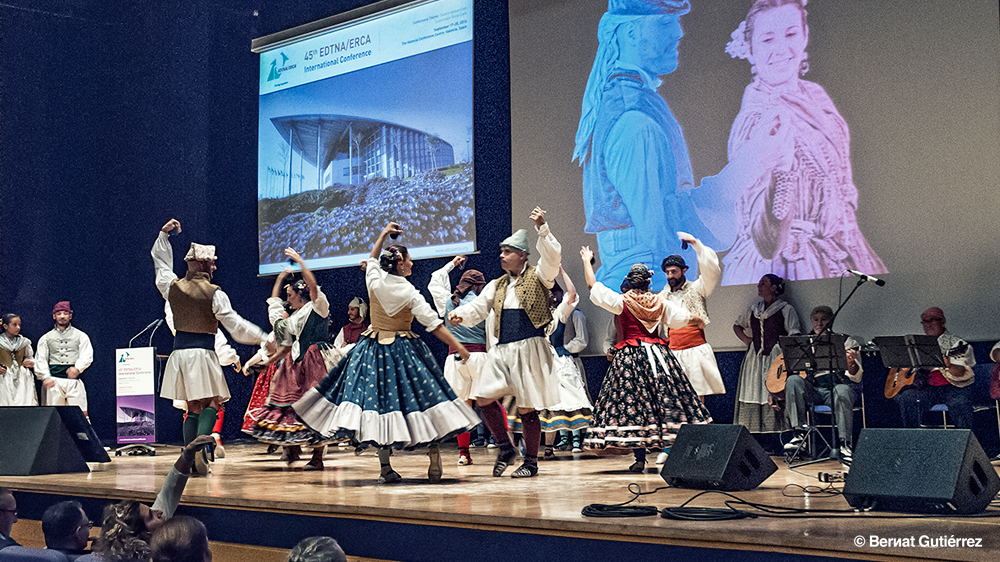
[42,500,91,551]
[151,516,210,562]
[287,536,346,562]
[0,488,17,538]
[94,499,162,561]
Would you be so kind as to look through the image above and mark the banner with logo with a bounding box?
[115,347,156,444]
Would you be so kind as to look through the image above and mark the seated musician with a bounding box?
[893,307,975,429]
[784,306,862,461]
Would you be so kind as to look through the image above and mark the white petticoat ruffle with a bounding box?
[293,387,480,447]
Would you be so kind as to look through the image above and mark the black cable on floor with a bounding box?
[581,483,668,517]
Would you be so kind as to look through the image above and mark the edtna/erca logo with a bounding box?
[267,52,297,81]
[118,351,130,363]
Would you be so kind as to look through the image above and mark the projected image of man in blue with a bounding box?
[257,42,474,274]
[573,0,719,293]
[709,0,886,285]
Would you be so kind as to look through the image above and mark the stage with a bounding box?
[3,441,999,562]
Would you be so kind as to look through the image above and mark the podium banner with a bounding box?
[115,347,156,444]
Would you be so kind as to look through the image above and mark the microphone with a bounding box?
[846,269,886,287]
[129,319,164,347]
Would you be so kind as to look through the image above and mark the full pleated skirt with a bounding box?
[249,345,332,445]
[585,341,712,450]
[293,334,480,448]
[509,354,593,432]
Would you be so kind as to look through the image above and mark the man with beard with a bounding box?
[333,297,369,352]
[152,218,268,474]
[658,233,724,462]
[35,301,94,419]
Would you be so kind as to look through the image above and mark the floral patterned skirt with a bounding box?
[585,341,712,450]
[293,333,479,448]
[242,362,277,434]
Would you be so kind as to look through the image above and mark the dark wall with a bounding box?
[0,0,511,444]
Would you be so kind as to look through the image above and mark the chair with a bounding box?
[810,381,866,448]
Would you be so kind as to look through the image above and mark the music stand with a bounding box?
[872,335,944,370]
[779,334,849,468]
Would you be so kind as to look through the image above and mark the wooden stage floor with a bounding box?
[3,442,1000,562]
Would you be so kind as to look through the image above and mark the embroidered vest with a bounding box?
[492,265,552,339]
[169,271,219,334]
[295,310,330,362]
[44,326,84,365]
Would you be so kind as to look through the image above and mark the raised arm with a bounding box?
[531,207,561,285]
[429,256,464,317]
[371,222,403,260]
[285,248,318,302]
[559,266,577,306]
[678,231,721,296]
[271,268,292,299]
[580,246,597,289]
[152,219,181,300]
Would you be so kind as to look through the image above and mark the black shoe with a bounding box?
[492,446,516,477]
[511,462,538,478]
[628,460,645,474]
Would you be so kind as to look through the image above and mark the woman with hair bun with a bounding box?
[732,274,802,434]
[295,222,479,484]
[250,248,334,469]
[580,248,712,473]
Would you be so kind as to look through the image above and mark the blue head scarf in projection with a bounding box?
[573,0,691,162]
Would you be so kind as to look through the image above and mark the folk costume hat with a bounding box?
[349,297,368,319]
[184,243,217,262]
[500,229,530,253]
[53,301,72,314]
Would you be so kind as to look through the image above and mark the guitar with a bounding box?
[883,343,968,399]
[765,353,807,394]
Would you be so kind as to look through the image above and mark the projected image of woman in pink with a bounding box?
[717,0,886,285]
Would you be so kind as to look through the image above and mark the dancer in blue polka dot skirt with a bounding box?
[294,222,480,483]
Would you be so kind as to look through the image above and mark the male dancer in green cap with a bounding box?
[449,207,561,478]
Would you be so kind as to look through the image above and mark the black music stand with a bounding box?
[872,335,944,370]
[780,334,849,468]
